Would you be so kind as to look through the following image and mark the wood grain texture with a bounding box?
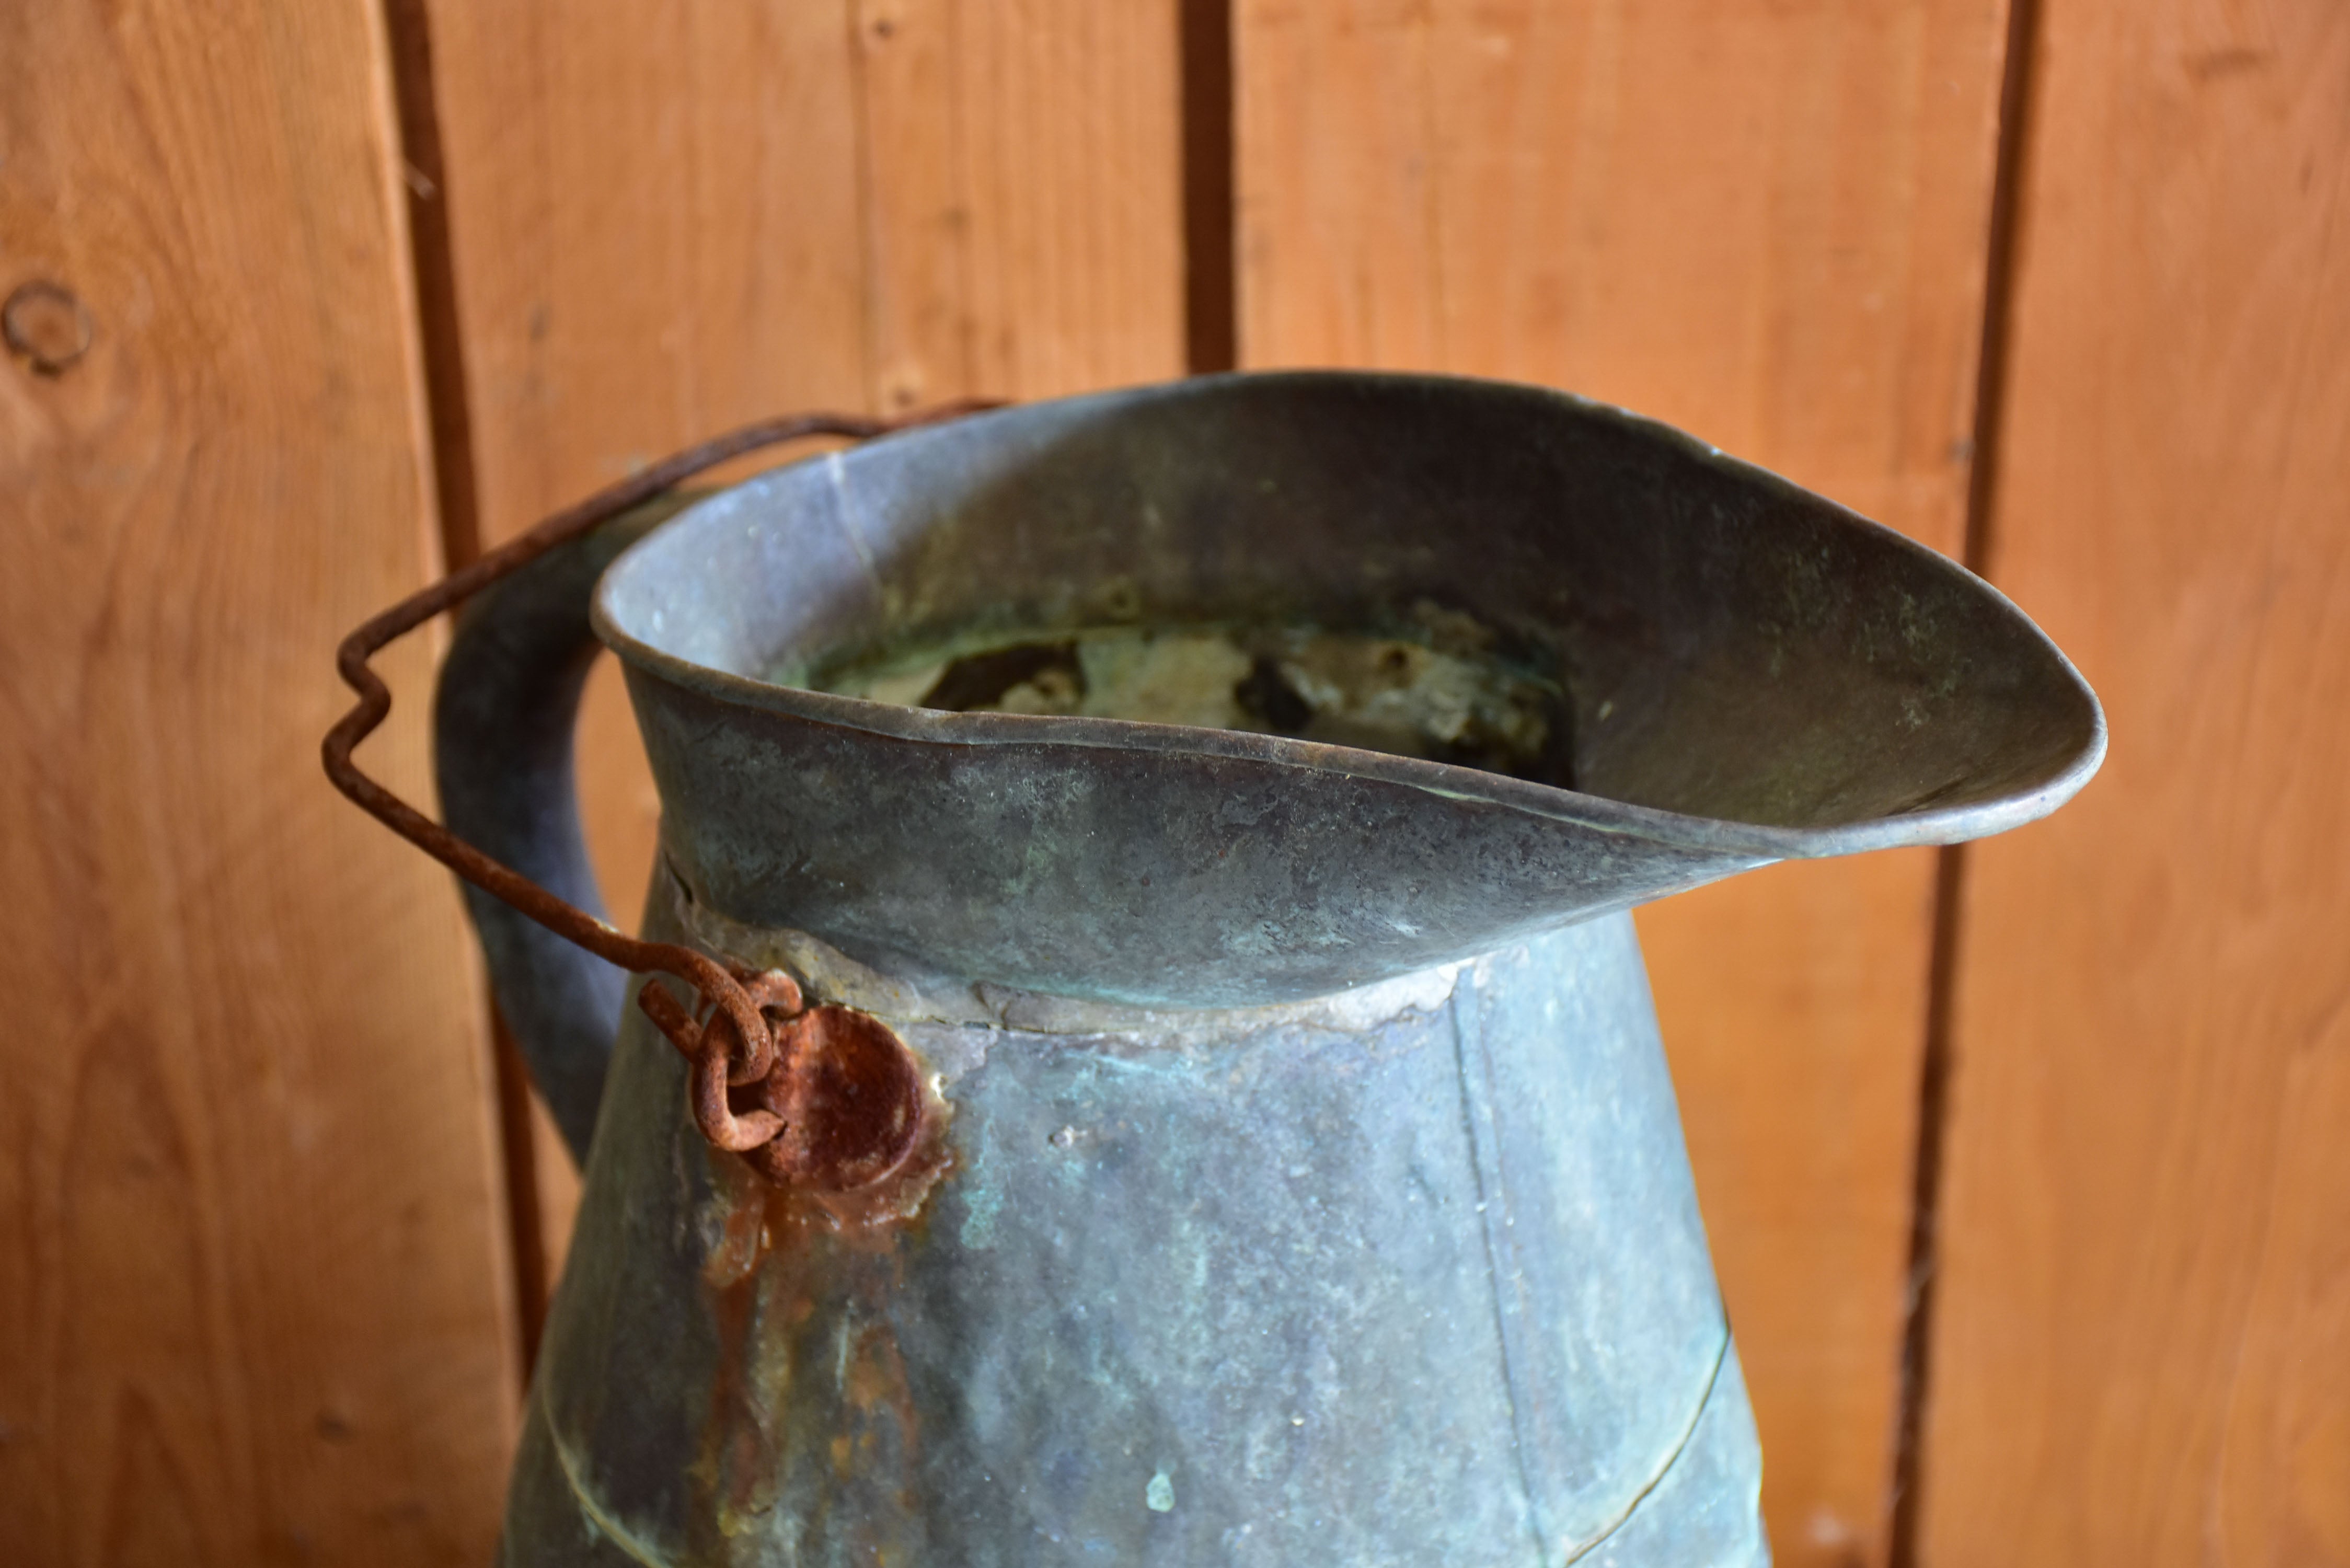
[426,0,1183,539]
[853,0,1186,411]
[1235,4,2012,1561]
[421,0,1186,1260]
[0,1,521,1562]
[1918,1,2350,1561]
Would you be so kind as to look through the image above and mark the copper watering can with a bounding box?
[328,373,2102,1565]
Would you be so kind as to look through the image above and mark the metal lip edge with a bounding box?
[666,866,1476,1042]
[590,371,2108,861]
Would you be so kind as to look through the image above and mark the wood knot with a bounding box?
[4,280,94,376]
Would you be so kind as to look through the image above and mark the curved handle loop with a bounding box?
[322,402,996,1171]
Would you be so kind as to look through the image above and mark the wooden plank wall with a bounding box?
[0,1,519,1563]
[1232,5,2012,1563]
[7,1,2347,1564]
[421,0,1184,866]
[1915,0,2350,1562]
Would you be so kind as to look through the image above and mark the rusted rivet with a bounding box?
[3,280,94,376]
[751,1006,927,1192]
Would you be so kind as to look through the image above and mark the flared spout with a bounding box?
[594,373,2102,1008]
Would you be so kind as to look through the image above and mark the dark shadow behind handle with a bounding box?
[433,503,686,1164]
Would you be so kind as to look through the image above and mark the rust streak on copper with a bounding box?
[321,400,1000,1177]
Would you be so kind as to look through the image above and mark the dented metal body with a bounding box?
[502,882,1764,1565]
[434,374,2104,1565]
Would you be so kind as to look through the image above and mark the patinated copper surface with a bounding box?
[337,373,2104,1565]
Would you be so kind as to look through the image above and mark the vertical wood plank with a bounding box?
[1236,4,2013,1561]
[423,0,1185,1270]
[855,0,1186,411]
[0,1,521,1562]
[1918,1,2350,1561]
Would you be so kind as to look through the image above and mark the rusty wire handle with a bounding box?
[323,401,998,1163]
